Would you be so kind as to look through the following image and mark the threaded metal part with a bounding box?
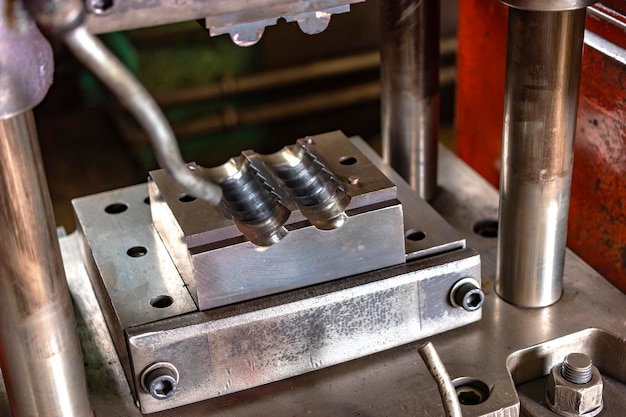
[208,157,290,246]
[265,141,350,230]
[561,353,593,384]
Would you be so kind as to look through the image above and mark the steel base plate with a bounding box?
[2,138,625,416]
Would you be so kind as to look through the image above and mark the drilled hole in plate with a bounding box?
[104,203,128,214]
[178,193,197,203]
[473,220,498,238]
[150,295,173,309]
[406,230,426,241]
[127,246,148,257]
[339,156,357,166]
[453,377,490,405]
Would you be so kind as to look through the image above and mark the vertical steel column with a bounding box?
[496,2,591,307]
[0,111,93,417]
[380,0,440,200]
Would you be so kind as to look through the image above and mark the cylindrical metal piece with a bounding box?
[562,353,593,384]
[418,342,463,417]
[495,7,586,307]
[380,0,440,200]
[501,0,596,11]
[0,111,93,417]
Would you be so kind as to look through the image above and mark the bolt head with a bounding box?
[546,363,603,417]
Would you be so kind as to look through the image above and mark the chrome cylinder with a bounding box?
[0,111,93,416]
[380,0,440,200]
[495,7,586,307]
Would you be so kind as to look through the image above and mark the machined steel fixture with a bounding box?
[83,0,364,38]
[0,112,93,417]
[73,135,482,413]
[205,157,291,246]
[495,3,588,307]
[146,132,406,309]
[546,353,603,417]
[380,0,440,200]
[262,139,350,230]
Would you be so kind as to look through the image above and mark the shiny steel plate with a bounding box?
[2,139,625,416]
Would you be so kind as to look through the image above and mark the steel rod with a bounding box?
[0,111,93,417]
[495,7,586,307]
[380,0,440,200]
[418,342,463,417]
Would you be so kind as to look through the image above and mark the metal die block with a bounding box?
[127,248,481,414]
[149,131,407,310]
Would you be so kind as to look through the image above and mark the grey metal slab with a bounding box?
[2,140,625,416]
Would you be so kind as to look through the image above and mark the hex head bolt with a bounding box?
[546,353,603,417]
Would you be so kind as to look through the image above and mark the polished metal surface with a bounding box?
[147,132,459,310]
[496,7,586,308]
[85,0,363,35]
[9,142,624,417]
[380,0,440,200]
[0,0,53,119]
[0,112,92,417]
[501,0,597,11]
[127,248,481,413]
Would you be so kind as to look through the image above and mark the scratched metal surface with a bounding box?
[2,141,626,416]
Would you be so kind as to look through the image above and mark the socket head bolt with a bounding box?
[450,278,484,312]
[140,362,179,400]
[546,353,603,417]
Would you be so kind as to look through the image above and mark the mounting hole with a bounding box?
[127,246,148,257]
[104,203,128,214]
[178,193,197,203]
[87,0,114,14]
[473,220,498,238]
[453,377,490,405]
[339,156,357,166]
[406,230,426,241]
[150,295,173,309]
[144,196,150,205]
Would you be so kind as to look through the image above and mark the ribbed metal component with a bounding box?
[206,157,290,246]
[561,353,593,385]
[264,140,350,230]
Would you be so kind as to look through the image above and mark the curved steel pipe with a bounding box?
[496,7,587,307]
[26,0,222,205]
[380,0,440,200]
[418,342,463,417]
[0,111,93,417]
[62,26,222,204]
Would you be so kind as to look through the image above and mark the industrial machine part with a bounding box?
[0,0,92,414]
[456,0,626,294]
[418,341,463,417]
[545,353,603,417]
[380,0,440,200]
[495,0,595,307]
[2,0,626,415]
[73,132,483,413]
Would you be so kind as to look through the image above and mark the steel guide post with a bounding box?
[496,1,591,307]
[380,0,440,200]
